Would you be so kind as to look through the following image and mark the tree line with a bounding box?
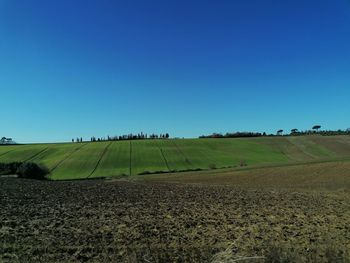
[199,132,265,139]
[200,125,350,139]
[275,125,350,136]
[0,137,16,145]
[72,132,170,143]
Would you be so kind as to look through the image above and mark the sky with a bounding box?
[1,0,350,143]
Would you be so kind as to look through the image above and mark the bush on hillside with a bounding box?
[0,162,22,175]
[16,162,49,180]
[0,162,49,179]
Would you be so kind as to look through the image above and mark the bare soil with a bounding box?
[0,177,349,262]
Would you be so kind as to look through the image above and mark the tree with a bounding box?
[312,125,321,132]
[277,129,283,136]
[16,162,49,180]
[291,129,298,134]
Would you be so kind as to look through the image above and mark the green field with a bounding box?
[1,135,350,180]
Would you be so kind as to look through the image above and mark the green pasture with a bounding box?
[0,135,349,180]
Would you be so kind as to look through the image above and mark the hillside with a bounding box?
[1,135,350,180]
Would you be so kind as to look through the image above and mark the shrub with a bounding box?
[16,162,49,180]
[0,162,22,175]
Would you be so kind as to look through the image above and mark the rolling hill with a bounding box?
[1,135,350,180]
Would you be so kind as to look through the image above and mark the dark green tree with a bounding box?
[312,125,321,132]
[291,129,298,134]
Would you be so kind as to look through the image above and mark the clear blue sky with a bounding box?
[1,0,350,143]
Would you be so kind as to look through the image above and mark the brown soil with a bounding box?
[0,177,349,262]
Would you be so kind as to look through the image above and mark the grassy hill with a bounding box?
[1,135,350,180]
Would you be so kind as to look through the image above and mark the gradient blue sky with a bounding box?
[1,0,350,143]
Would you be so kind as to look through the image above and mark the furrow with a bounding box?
[129,141,132,176]
[173,140,192,166]
[24,147,49,162]
[0,150,15,159]
[50,143,87,172]
[87,142,113,178]
[155,141,170,171]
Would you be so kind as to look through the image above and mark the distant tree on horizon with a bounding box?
[312,125,321,132]
[277,129,283,136]
[291,129,298,134]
